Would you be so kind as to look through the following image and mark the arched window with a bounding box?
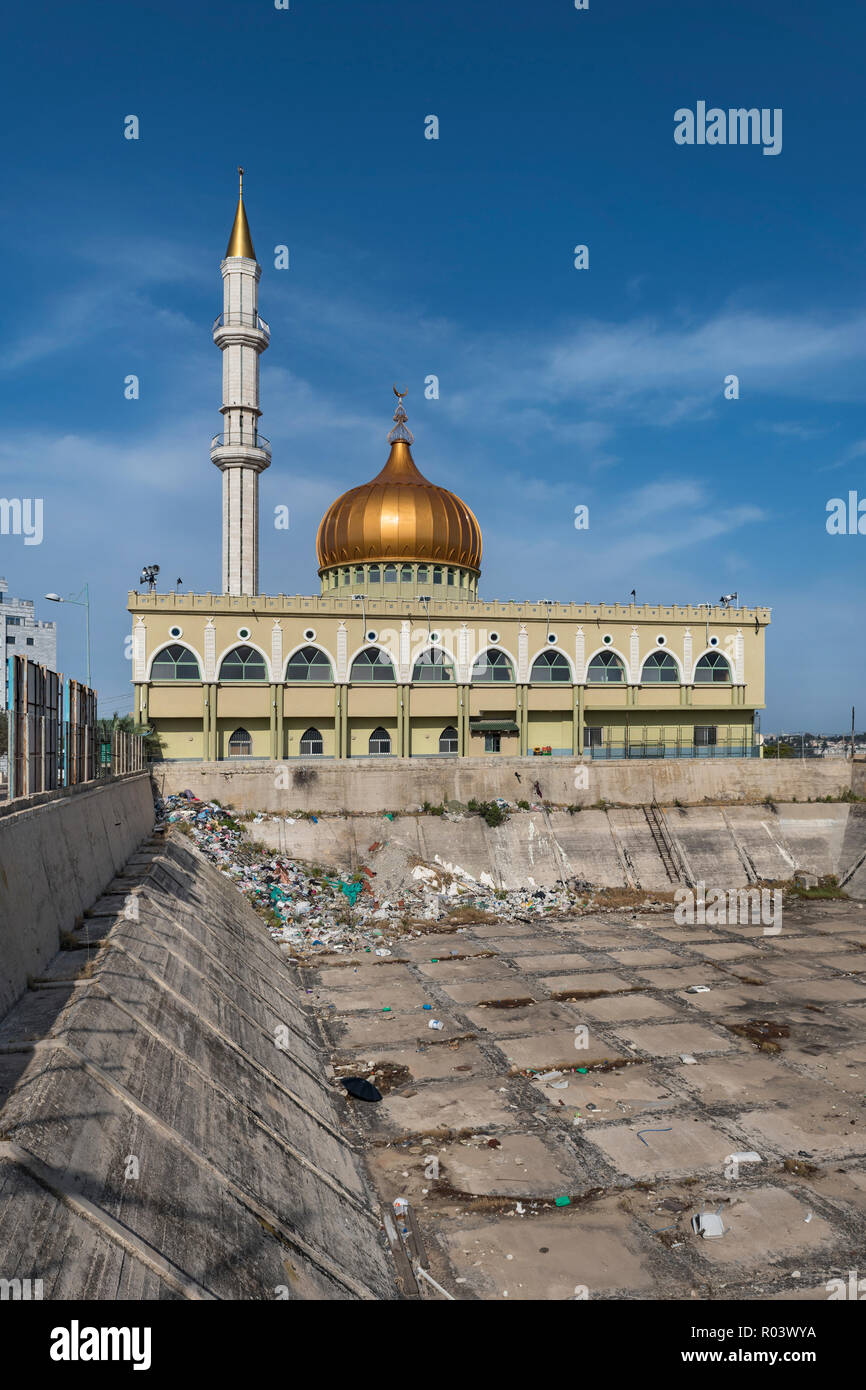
[350,647,395,682]
[433,566,443,584]
[587,651,625,684]
[694,651,732,684]
[384,565,397,582]
[151,644,200,680]
[369,726,391,755]
[472,649,514,683]
[354,566,364,584]
[530,650,571,683]
[228,727,252,757]
[219,645,268,681]
[400,565,413,582]
[641,651,679,683]
[299,726,324,755]
[412,648,453,682]
[417,565,428,582]
[369,565,380,582]
[447,568,455,586]
[439,725,459,754]
[285,645,333,681]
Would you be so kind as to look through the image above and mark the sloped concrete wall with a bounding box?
[0,773,154,1020]
[0,834,397,1300]
[250,802,864,897]
[154,756,853,815]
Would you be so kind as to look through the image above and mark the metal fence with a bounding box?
[588,739,760,760]
[4,655,146,800]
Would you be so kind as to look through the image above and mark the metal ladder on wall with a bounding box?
[645,800,688,885]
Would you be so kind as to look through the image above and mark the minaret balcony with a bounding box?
[212,311,270,349]
[210,430,272,470]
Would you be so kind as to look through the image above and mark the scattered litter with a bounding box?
[554,1196,571,1207]
[428,1019,444,1031]
[549,1080,569,1090]
[687,985,711,994]
[729,1150,762,1165]
[680,1054,698,1065]
[154,790,598,962]
[691,1212,725,1240]
[804,1212,813,1223]
[636,1127,673,1146]
[340,1077,383,1103]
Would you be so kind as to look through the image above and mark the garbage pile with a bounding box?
[156,790,595,957]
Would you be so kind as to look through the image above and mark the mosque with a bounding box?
[128,175,769,763]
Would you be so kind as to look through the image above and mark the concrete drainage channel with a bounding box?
[2,805,866,1300]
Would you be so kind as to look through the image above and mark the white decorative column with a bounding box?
[399,620,411,682]
[336,621,348,682]
[574,626,585,683]
[271,620,283,679]
[735,628,744,683]
[683,628,693,683]
[204,619,216,681]
[630,627,640,682]
[517,624,529,682]
[210,169,271,596]
[133,617,146,682]
[457,623,470,683]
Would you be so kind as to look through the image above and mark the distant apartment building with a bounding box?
[0,577,57,708]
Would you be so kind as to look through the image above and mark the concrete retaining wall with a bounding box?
[0,834,397,1299]
[249,801,866,897]
[153,756,855,815]
[0,773,154,1019]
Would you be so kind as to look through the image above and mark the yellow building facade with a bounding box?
[128,180,770,763]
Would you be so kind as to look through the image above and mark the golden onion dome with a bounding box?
[316,393,482,573]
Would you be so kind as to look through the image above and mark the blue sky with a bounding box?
[1,0,864,729]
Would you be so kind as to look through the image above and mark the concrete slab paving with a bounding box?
[578,993,685,1023]
[494,1028,630,1073]
[607,947,685,967]
[373,1078,521,1137]
[436,1132,583,1197]
[463,999,591,1037]
[334,1040,492,1082]
[612,1020,746,1058]
[311,979,434,1012]
[440,1199,660,1298]
[585,1116,741,1180]
[773,977,866,1005]
[416,956,516,981]
[637,965,725,989]
[438,979,544,1007]
[327,1010,467,1048]
[539,971,634,997]
[736,1105,865,1161]
[517,952,599,972]
[689,1187,837,1267]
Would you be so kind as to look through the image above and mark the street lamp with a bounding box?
[44,584,91,690]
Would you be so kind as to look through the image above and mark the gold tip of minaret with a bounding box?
[225,165,256,260]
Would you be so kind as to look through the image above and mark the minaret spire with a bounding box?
[225,166,256,259]
[210,169,270,596]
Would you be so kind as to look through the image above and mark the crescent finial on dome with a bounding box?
[387,387,414,445]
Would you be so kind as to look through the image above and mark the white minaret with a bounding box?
[210,168,270,595]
